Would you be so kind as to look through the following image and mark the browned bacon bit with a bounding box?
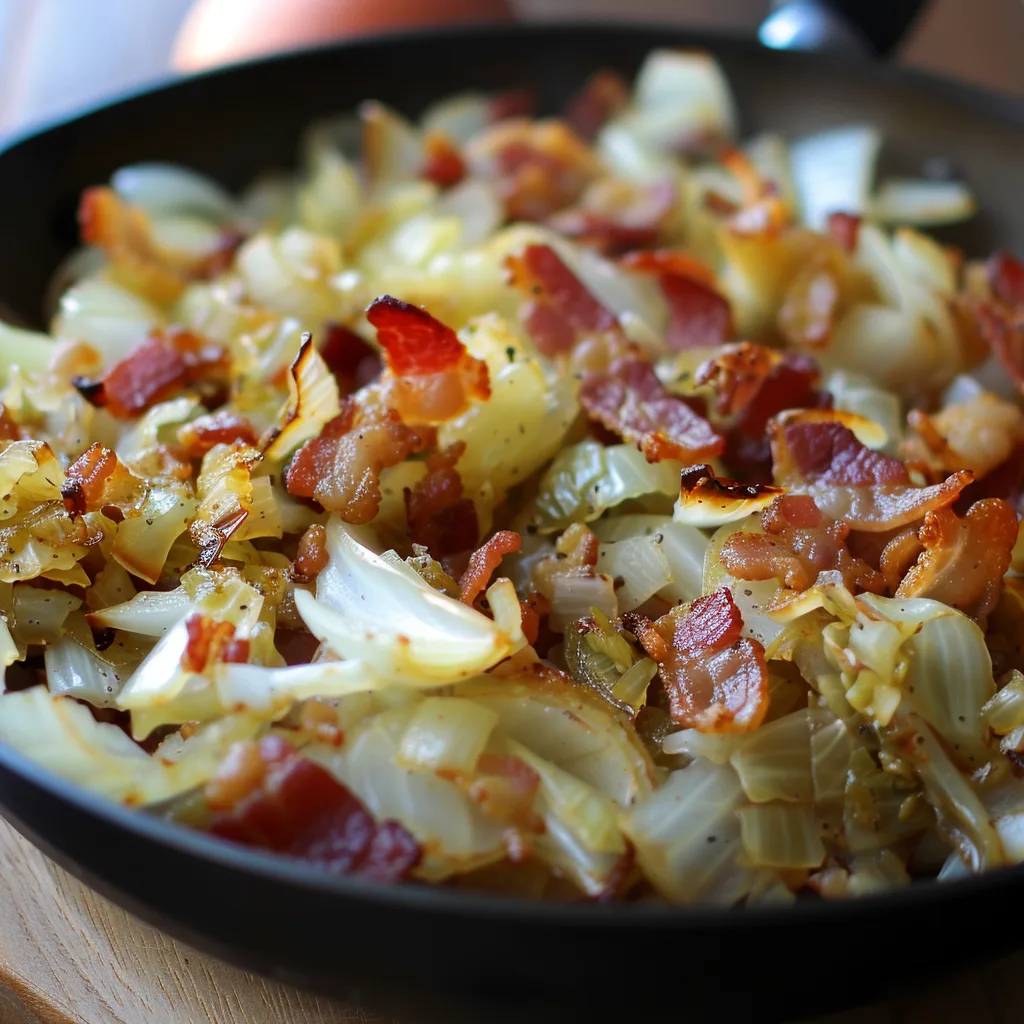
[506,243,620,357]
[720,494,886,594]
[469,753,543,833]
[285,399,428,524]
[290,523,330,585]
[489,89,534,123]
[366,296,489,423]
[622,248,732,352]
[421,131,466,189]
[989,251,1024,306]
[894,499,1018,628]
[61,443,123,519]
[404,442,479,559]
[629,589,769,734]
[73,329,230,420]
[564,69,630,141]
[695,343,784,418]
[0,405,20,441]
[177,410,258,460]
[579,358,725,464]
[206,734,422,881]
[547,179,675,256]
[320,322,382,394]
[182,614,250,673]
[458,530,522,606]
[519,592,550,648]
[465,119,602,222]
[778,420,909,487]
[827,212,861,253]
[879,529,925,595]
[677,464,783,519]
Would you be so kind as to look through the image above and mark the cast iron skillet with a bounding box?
[1,10,1024,1023]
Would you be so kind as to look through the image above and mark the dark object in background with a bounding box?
[1,16,1024,1024]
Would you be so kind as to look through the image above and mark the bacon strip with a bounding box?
[320,322,382,394]
[629,589,769,734]
[284,398,430,524]
[779,420,909,487]
[459,530,522,606]
[720,494,885,595]
[206,734,422,881]
[177,410,258,460]
[894,498,1018,628]
[404,442,479,559]
[290,523,329,585]
[622,249,732,352]
[579,358,724,463]
[74,329,230,420]
[366,296,489,423]
[182,614,250,673]
[61,443,129,519]
[564,69,630,141]
[548,180,675,256]
[827,212,861,254]
[420,131,466,189]
[506,243,620,357]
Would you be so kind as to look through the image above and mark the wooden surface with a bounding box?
[0,814,1018,1024]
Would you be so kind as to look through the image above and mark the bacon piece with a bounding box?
[177,410,258,459]
[458,529,522,606]
[564,69,630,141]
[676,464,783,524]
[206,734,421,881]
[74,329,230,420]
[695,343,785,418]
[720,494,885,594]
[989,251,1024,306]
[290,523,329,585]
[421,132,466,189]
[579,358,724,463]
[904,394,1024,482]
[61,443,121,519]
[630,589,769,734]
[506,243,621,357]
[894,499,1018,627]
[0,406,20,441]
[182,614,250,673]
[548,180,675,256]
[284,398,430,524]
[366,296,489,424]
[778,420,909,487]
[404,442,478,559]
[879,528,925,594]
[320,322,382,393]
[518,592,550,648]
[489,89,535,123]
[465,119,602,222]
[827,212,861,253]
[622,248,732,352]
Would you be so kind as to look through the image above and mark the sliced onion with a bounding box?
[790,125,881,230]
[870,178,975,227]
[111,163,239,223]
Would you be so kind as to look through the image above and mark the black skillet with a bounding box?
[1,4,1024,1022]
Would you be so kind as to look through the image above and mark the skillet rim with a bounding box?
[1,18,1024,930]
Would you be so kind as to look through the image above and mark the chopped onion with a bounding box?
[396,696,499,776]
[597,535,672,612]
[111,163,239,223]
[88,586,192,637]
[738,804,826,869]
[549,574,618,632]
[869,178,975,227]
[730,711,813,804]
[983,671,1024,736]
[53,278,164,365]
[790,125,881,230]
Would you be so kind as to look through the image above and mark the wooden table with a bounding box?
[0,817,1019,1024]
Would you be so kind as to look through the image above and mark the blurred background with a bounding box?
[1,0,1023,140]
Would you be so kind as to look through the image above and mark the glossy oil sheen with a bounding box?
[0,23,1023,1022]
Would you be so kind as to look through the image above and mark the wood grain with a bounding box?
[0,815,1020,1024]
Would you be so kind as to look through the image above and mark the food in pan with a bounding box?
[0,49,1021,904]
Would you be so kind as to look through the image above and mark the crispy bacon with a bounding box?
[827,212,861,253]
[74,329,230,420]
[720,494,885,594]
[547,180,675,256]
[879,528,925,595]
[894,499,1018,627]
[404,442,479,558]
[506,243,621,358]
[366,296,489,423]
[989,251,1024,306]
[630,589,769,734]
[320,322,382,393]
[695,342,785,417]
[579,358,724,463]
[177,410,258,460]
[284,399,430,524]
[518,592,550,648]
[0,406,20,441]
[290,523,329,585]
[206,734,421,881]
[458,529,522,606]
[421,131,466,189]
[777,420,909,487]
[564,69,630,141]
[622,248,732,352]
[182,614,250,673]
[61,443,127,519]
[465,119,601,222]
